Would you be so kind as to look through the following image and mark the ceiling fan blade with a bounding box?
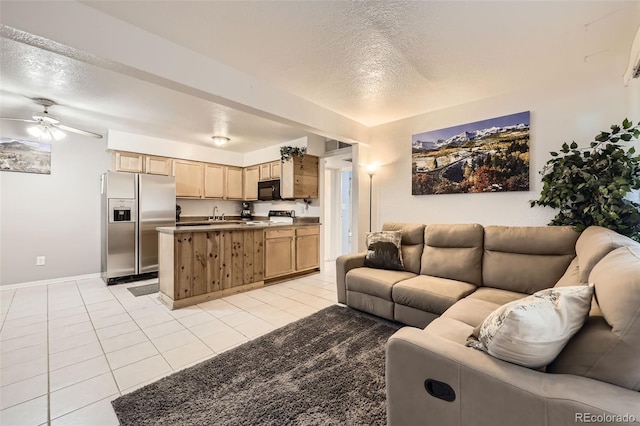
[57,124,103,139]
[0,117,37,123]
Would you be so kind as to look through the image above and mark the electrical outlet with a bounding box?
[36,256,45,266]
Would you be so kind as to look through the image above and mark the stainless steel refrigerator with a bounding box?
[101,171,176,284]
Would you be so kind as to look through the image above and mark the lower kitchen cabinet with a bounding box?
[295,226,320,271]
[264,228,295,278]
[264,225,320,279]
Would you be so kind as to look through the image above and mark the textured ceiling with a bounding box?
[84,0,639,126]
[1,1,638,152]
[0,37,309,152]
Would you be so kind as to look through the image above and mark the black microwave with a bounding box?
[258,179,281,201]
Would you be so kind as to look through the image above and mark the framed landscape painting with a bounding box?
[412,111,530,195]
[0,138,51,174]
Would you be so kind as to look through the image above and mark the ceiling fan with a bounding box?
[0,98,103,140]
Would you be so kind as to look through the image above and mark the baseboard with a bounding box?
[0,272,103,290]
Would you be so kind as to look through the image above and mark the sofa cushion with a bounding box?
[465,287,528,306]
[392,275,476,316]
[420,224,484,286]
[482,226,578,294]
[549,246,640,390]
[382,222,425,274]
[466,285,594,369]
[346,267,416,300]
[364,231,404,271]
[424,316,474,345]
[442,297,506,328]
[575,226,638,283]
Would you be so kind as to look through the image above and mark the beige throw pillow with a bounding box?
[466,284,594,368]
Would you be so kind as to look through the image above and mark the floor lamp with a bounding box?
[366,163,378,232]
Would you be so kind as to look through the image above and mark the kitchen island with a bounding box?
[157,222,320,309]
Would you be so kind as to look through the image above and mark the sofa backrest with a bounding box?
[382,222,425,274]
[420,224,484,286]
[482,226,578,294]
[548,245,640,391]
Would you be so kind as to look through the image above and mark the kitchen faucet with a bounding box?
[210,204,219,221]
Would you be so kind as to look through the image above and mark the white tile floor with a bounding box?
[0,264,337,426]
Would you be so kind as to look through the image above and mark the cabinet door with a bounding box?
[265,237,295,278]
[259,163,271,181]
[114,151,143,173]
[226,166,244,200]
[203,164,226,198]
[243,166,259,201]
[172,159,203,198]
[296,226,320,270]
[270,161,281,179]
[145,155,171,176]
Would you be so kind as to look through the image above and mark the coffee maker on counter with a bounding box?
[240,202,252,220]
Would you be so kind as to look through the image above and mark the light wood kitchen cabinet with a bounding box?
[172,159,203,198]
[281,155,319,199]
[203,163,226,199]
[270,161,281,179]
[259,163,271,181]
[243,166,259,200]
[145,155,171,176]
[226,166,244,200]
[259,160,281,181]
[264,228,295,278]
[295,226,320,271]
[114,151,144,173]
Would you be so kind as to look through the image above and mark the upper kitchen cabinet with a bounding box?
[259,160,282,181]
[243,166,259,201]
[259,163,271,181]
[281,155,319,199]
[226,166,244,200]
[172,159,203,198]
[203,163,226,199]
[270,161,281,179]
[114,151,144,173]
[145,156,171,176]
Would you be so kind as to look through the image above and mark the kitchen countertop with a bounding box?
[157,221,321,234]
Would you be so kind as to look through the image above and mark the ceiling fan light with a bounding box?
[211,136,230,147]
[50,127,66,140]
[27,125,44,139]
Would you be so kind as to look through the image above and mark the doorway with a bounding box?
[323,152,353,262]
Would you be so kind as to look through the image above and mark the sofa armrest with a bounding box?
[387,327,640,426]
[335,252,366,304]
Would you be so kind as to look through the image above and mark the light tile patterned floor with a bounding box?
[0,264,337,425]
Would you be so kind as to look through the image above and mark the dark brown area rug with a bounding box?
[112,305,402,425]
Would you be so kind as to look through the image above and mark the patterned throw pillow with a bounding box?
[466,284,594,368]
[364,231,405,271]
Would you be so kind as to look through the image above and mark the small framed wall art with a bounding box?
[0,137,51,174]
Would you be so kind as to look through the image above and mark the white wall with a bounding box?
[366,76,639,251]
[0,121,111,285]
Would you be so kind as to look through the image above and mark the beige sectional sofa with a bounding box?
[336,223,640,426]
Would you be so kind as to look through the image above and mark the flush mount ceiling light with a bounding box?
[211,136,230,147]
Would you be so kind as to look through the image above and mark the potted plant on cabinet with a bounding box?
[280,146,306,161]
[531,119,640,241]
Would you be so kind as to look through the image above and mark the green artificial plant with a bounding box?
[280,146,306,161]
[531,119,640,241]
